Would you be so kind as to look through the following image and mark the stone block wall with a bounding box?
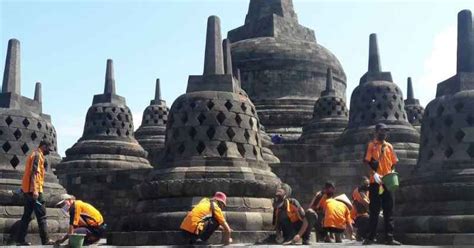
[57,168,151,231]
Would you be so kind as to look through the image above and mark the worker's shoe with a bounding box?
[16,241,31,246]
[42,239,55,245]
[362,239,375,245]
[386,239,402,246]
[302,240,311,245]
[335,233,343,243]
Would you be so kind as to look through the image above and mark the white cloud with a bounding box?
[417,26,456,106]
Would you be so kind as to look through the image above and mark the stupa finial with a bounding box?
[223,39,233,75]
[368,33,381,73]
[104,59,116,94]
[457,10,474,73]
[2,39,21,95]
[203,16,224,75]
[34,81,42,103]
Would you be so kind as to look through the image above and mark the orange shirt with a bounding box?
[324,199,351,230]
[70,200,104,227]
[21,149,46,193]
[351,187,369,220]
[364,139,398,183]
[180,198,226,235]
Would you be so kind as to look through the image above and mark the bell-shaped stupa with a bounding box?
[396,10,474,245]
[109,15,281,245]
[0,39,68,245]
[336,34,419,175]
[404,77,424,132]
[56,59,151,174]
[134,79,169,166]
[300,68,349,143]
[228,0,346,141]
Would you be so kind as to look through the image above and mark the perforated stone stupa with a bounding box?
[56,59,151,174]
[404,77,424,132]
[336,34,420,176]
[109,15,281,245]
[228,0,346,140]
[135,79,169,166]
[0,39,68,245]
[396,10,474,245]
[299,68,349,143]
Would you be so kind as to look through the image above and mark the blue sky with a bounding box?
[1,0,472,155]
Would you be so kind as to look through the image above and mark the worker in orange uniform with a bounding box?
[291,181,336,244]
[323,194,353,243]
[363,123,401,245]
[352,177,370,240]
[272,183,309,245]
[54,194,106,245]
[180,192,232,245]
[16,140,55,245]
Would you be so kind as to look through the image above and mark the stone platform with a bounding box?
[6,241,471,247]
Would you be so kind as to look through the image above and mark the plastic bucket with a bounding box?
[382,172,399,192]
[69,234,86,248]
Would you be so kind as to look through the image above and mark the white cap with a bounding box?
[334,194,353,210]
[55,193,75,207]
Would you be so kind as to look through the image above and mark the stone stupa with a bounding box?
[404,77,424,132]
[299,68,349,144]
[336,34,420,177]
[0,39,68,245]
[109,15,281,245]
[396,10,474,245]
[228,0,346,141]
[56,59,151,174]
[135,79,169,166]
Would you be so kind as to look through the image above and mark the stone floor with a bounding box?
[6,241,472,247]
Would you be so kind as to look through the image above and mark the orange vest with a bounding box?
[275,199,303,224]
[351,187,369,220]
[21,149,46,193]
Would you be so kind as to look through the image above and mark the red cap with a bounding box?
[213,192,227,206]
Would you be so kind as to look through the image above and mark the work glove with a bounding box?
[369,159,379,172]
[374,173,382,184]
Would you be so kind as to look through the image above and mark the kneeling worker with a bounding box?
[180,192,232,245]
[54,194,106,245]
[323,194,353,243]
[272,183,310,244]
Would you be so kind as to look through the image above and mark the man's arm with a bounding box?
[359,191,370,208]
[307,192,322,210]
[55,225,74,244]
[30,153,42,199]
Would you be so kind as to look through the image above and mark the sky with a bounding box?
[0,0,472,156]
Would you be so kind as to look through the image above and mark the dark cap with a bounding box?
[375,123,389,131]
[324,181,336,189]
[39,140,53,150]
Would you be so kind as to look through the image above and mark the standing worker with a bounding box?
[352,177,370,241]
[363,123,401,245]
[180,192,232,245]
[54,194,106,246]
[16,140,55,245]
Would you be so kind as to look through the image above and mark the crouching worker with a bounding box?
[352,177,370,241]
[323,194,353,243]
[54,194,106,246]
[293,181,336,244]
[272,183,310,245]
[180,192,232,245]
